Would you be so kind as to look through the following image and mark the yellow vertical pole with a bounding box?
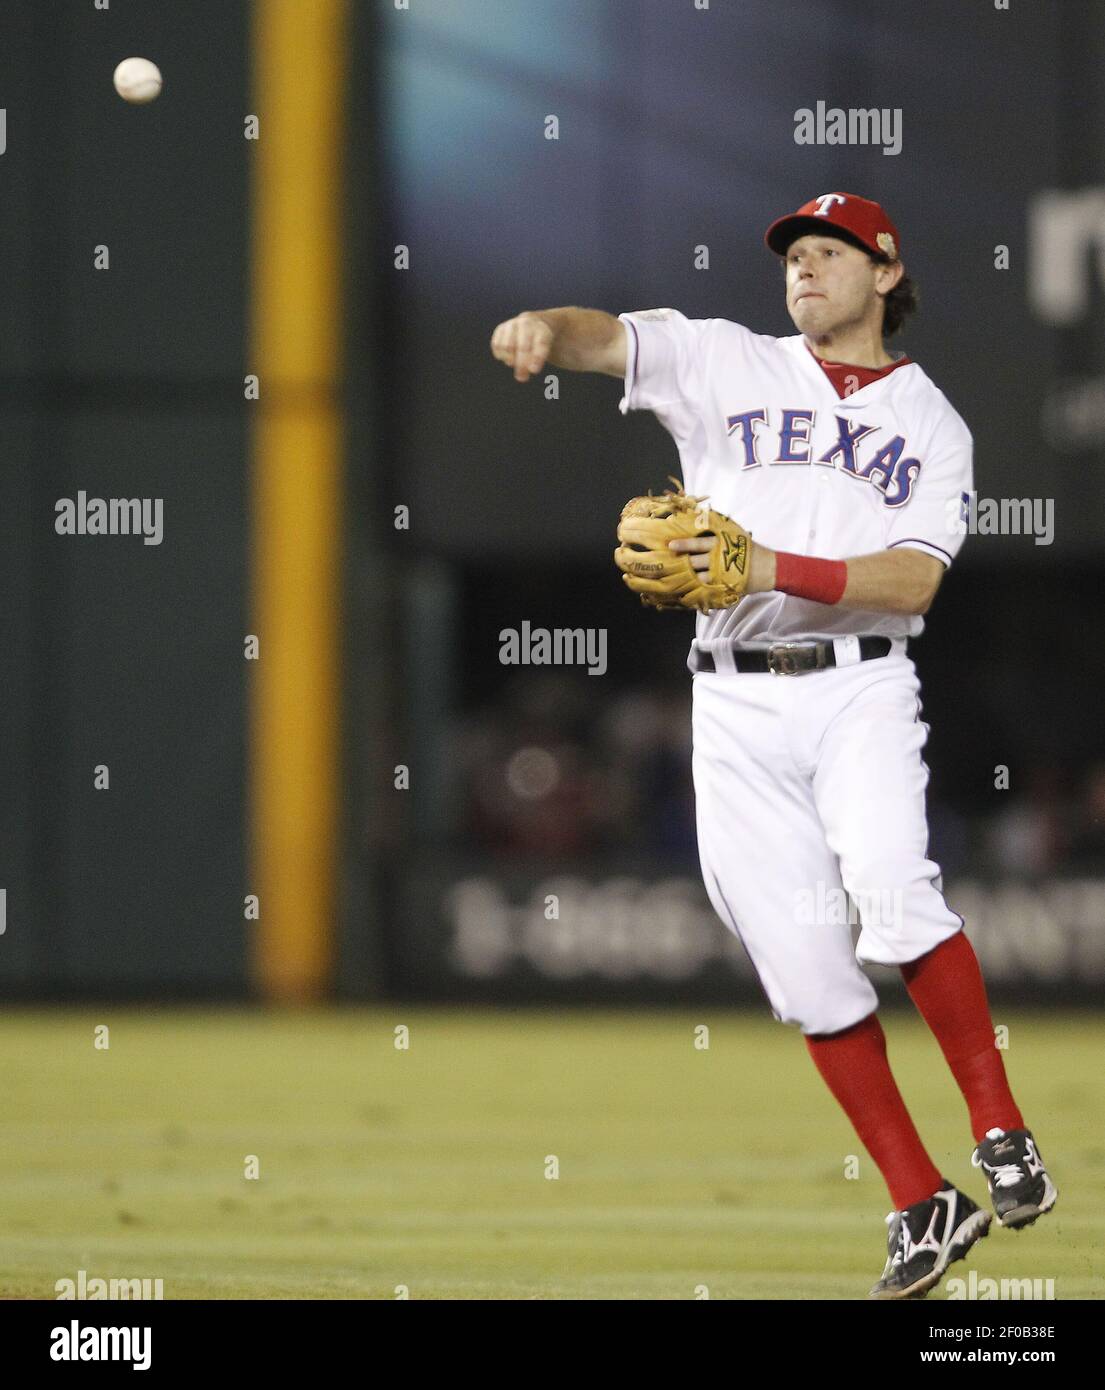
[249,0,347,1001]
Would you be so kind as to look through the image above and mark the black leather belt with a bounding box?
[689,636,894,676]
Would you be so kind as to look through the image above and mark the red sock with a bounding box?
[805,1012,943,1211]
[900,930,1024,1143]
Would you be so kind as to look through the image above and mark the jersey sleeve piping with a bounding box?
[887,537,954,568]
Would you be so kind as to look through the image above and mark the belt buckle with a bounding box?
[767,639,806,678]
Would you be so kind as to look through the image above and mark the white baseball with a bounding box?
[113,57,163,105]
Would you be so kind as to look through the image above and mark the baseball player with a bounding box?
[490,192,1057,1299]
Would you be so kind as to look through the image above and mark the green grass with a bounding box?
[0,1007,1099,1299]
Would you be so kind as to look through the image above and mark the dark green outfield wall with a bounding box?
[0,2,250,995]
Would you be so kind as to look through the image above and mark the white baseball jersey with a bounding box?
[617,308,974,647]
[615,308,971,1035]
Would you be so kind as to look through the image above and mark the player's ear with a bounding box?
[875,258,905,294]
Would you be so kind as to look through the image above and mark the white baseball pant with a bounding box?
[691,642,963,1035]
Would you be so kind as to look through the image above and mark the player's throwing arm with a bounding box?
[490,308,627,382]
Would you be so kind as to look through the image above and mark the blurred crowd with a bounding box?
[449,672,697,858]
[447,671,1105,877]
[981,761,1105,876]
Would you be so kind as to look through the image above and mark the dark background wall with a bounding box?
[1,0,1103,1002]
[0,2,248,994]
[384,0,1105,560]
[375,0,1105,1004]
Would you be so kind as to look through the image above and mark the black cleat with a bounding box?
[971,1127,1058,1230]
[869,1182,991,1300]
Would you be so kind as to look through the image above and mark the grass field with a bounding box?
[0,1007,1099,1300]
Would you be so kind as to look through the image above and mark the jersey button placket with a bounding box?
[806,462,826,545]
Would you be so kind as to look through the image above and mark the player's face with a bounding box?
[783,235,882,337]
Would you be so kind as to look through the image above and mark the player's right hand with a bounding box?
[490,311,555,383]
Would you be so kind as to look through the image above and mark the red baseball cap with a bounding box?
[764,192,902,262]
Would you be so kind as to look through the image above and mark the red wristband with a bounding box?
[774,551,848,605]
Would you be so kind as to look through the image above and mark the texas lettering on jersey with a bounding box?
[616,307,975,644]
[725,407,920,507]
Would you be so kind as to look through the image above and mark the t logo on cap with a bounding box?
[814,193,848,217]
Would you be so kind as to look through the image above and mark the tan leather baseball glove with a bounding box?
[614,481,752,613]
